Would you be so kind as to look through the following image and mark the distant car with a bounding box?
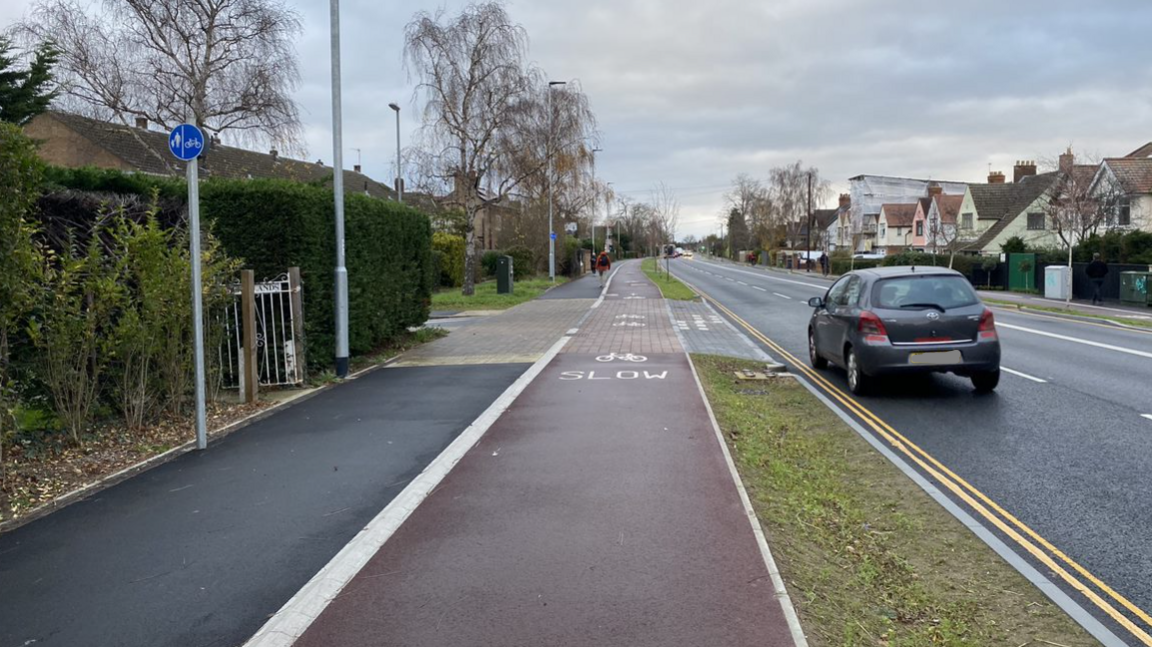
[684,250,694,258]
[806,266,1001,394]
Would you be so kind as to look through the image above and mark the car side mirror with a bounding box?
[808,297,824,308]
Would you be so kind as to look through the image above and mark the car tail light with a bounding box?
[858,310,889,343]
[978,308,997,339]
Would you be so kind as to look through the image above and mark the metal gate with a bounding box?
[220,270,305,390]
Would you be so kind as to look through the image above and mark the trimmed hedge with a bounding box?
[201,179,433,370]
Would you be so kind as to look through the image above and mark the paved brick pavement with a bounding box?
[563,261,683,356]
[667,300,775,361]
[394,299,594,366]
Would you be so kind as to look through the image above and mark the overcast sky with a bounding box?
[5,0,1152,239]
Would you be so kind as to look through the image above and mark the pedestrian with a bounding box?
[1087,252,1109,305]
[596,250,611,286]
[819,252,829,276]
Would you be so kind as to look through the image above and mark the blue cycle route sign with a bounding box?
[168,124,206,161]
[550,232,557,240]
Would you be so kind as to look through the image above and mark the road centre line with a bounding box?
[998,323,1152,360]
[1001,367,1047,383]
[692,261,828,291]
[669,271,1152,644]
[773,293,792,300]
[1142,414,1152,422]
[752,286,767,292]
[737,280,748,285]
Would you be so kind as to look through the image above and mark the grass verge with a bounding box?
[431,277,565,311]
[641,258,698,300]
[983,298,1152,328]
[692,353,1101,647]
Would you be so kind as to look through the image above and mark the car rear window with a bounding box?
[871,275,979,310]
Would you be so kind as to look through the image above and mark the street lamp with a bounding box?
[389,102,402,203]
[590,147,602,259]
[330,0,349,378]
[547,80,567,282]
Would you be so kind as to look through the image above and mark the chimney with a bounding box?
[270,148,278,162]
[1014,160,1037,183]
[927,184,943,198]
[134,117,147,130]
[838,193,850,208]
[354,164,361,173]
[988,170,1005,184]
[315,159,324,167]
[1059,148,1074,174]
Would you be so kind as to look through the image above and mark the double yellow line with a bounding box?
[682,275,1152,644]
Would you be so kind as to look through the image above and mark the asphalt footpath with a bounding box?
[0,288,599,647]
[287,261,800,647]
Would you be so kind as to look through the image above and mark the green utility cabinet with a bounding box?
[497,255,514,294]
[1119,271,1152,306]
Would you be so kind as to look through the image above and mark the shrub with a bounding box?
[558,236,583,276]
[431,232,466,287]
[504,245,536,279]
[1001,236,1027,254]
[831,258,880,275]
[0,124,46,478]
[202,179,432,370]
[481,250,501,277]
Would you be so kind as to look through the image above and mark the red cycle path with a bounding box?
[293,262,797,646]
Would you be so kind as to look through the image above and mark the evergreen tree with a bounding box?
[0,37,59,125]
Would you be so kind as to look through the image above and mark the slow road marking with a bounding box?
[998,323,1152,360]
[1002,367,1047,383]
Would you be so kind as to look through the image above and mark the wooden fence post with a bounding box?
[288,266,306,382]
[241,269,258,404]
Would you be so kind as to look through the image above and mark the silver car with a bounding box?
[807,266,1001,394]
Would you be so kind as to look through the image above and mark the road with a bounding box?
[671,256,1152,645]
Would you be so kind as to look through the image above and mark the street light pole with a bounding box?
[590,147,602,263]
[389,102,402,203]
[547,80,566,282]
[330,0,349,378]
[806,171,813,273]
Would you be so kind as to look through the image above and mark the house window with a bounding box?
[961,212,973,230]
[880,223,886,239]
[916,221,924,236]
[1027,212,1045,230]
[1117,198,1131,226]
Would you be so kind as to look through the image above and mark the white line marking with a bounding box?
[242,336,571,647]
[1001,367,1047,383]
[752,286,767,292]
[998,323,1152,360]
[773,293,792,300]
[737,280,748,286]
[1141,414,1152,421]
[696,260,828,290]
[684,356,809,647]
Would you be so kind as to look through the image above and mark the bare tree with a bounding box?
[1044,149,1120,304]
[404,2,595,295]
[650,181,679,245]
[18,0,303,148]
[768,161,830,252]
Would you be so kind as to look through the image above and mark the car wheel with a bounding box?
[971,369,1000,393]
[846,347,869,396]
[809,329,828,369]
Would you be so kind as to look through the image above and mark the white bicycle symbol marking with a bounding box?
[595,352,648,363]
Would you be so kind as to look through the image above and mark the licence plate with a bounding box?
[909,350,962,365]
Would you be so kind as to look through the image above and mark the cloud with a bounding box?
[6,0,1152,238]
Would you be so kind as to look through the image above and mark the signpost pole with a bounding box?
[187,152,207,449]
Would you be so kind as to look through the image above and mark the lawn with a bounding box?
[431,277,565,311]
[640,258,698,300]
[693,354,1102,647]
[983,297,1152,328]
